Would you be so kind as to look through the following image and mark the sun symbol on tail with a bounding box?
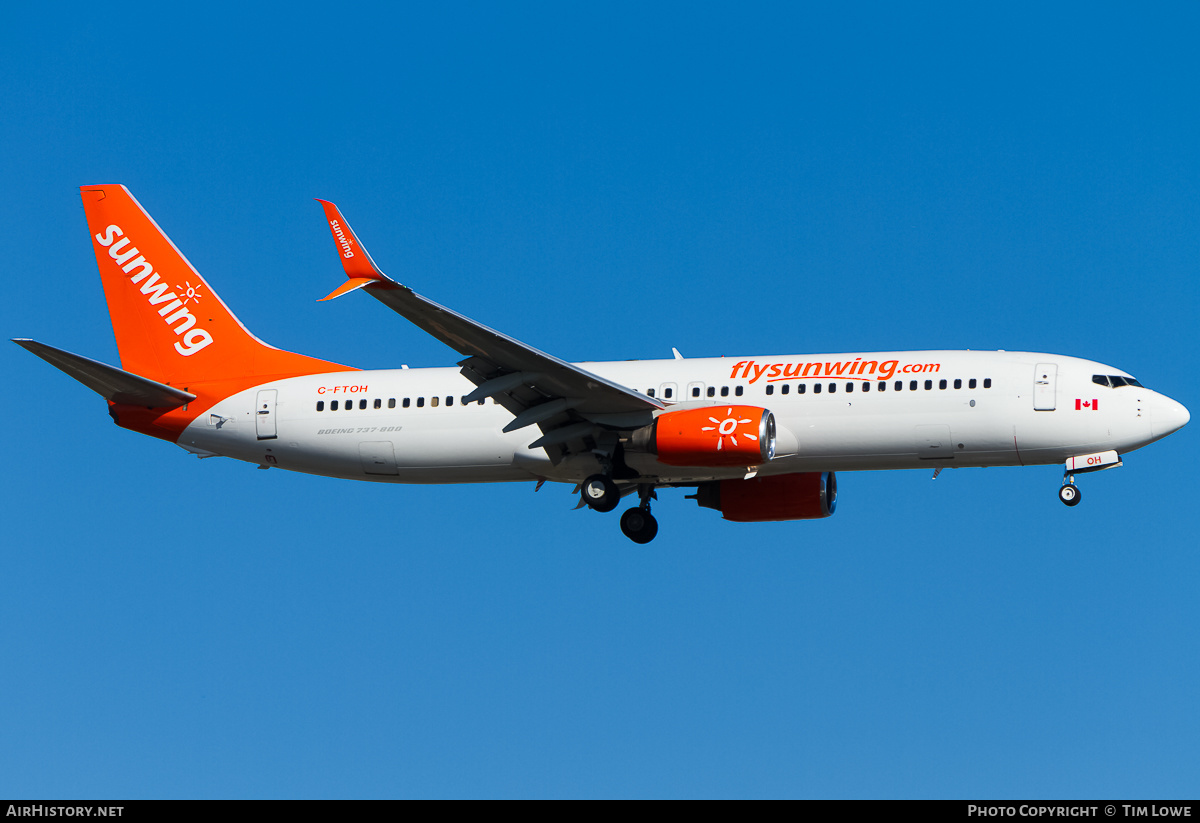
[176,280,204,305]
[701,407,758,451]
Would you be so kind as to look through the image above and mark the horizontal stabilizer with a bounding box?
[13,339,196,408]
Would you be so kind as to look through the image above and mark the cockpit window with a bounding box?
[1094,374,1144,389]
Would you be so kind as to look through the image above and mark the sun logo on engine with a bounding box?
[703,408,758,451]
[176,280,204,305]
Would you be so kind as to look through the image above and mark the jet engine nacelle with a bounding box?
[634,405,776,467]
[691,471,837,521]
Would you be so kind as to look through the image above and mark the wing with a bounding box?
[314,200,662,462]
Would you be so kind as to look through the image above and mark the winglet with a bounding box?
[321,277,378,301]
[315,199,394,300]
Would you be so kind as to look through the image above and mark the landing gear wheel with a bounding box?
[1059,484,1082,507]
[620,507,659,544]
[581,474,620,513]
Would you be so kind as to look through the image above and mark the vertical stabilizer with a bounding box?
[81,185,349,387]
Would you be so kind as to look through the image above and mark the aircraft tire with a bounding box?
[582,474,620,513]
[620,507,658,544]
[1059,484,1082,507]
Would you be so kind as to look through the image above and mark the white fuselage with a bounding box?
[177,350,1186,486]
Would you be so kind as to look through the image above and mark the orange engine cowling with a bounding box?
[691,472,837,521]
[650,405,776,467]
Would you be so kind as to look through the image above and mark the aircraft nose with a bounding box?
[1152,395,1190,438]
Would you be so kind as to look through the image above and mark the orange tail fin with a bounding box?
[81,185,350,386]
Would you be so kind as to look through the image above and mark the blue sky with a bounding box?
[2,2,1198,798]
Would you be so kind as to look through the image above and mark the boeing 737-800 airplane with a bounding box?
[15,186,1190,543]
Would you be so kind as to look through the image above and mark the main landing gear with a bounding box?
[581,474,620,513]
[620,507,658,544]
[1058,476,1082,507]
[581,475,659,543]
[620,486,659,544]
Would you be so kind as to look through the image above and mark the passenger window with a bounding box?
[692,386,700,398]
[735,386,743,396]
[417,397,425,408]
[910,381,917,391]
[953,379,961,389]
[331,400,338,410]
[647,388,655,398]
[374,398,381,409]
[721,387,729,397]
[983,378,992,388]
[782,384,790,395]
[797,384,805,394]
[862,382,870,392]
[969,379,977,389]
[446,396,454,406]
[939,379,947,390]
[664,387,673,399]
[388,398,396,409]
[846,382,854,392]
[814,383,822,394]
[828,383,836,393]
[431,396,439,407]
[924,380,933,390]
[895,381,902,391]
[403,398,411,408]
[707,387,715,397]
[878,381,886,391]
[766,384,774,395]
[316,401,324,411]
[359,399,367,409]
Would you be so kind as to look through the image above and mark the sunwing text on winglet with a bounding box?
[315,198,396,301]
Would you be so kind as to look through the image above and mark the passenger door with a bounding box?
[255,389,278,440]
[1033,364,1057,411]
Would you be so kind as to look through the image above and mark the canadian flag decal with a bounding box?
[1076,398,1100,411]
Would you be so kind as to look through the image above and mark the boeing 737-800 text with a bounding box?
[14,185,1190,543]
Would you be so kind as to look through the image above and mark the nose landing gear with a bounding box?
[1058,476,1082,507]
[1058,450,1124,506]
